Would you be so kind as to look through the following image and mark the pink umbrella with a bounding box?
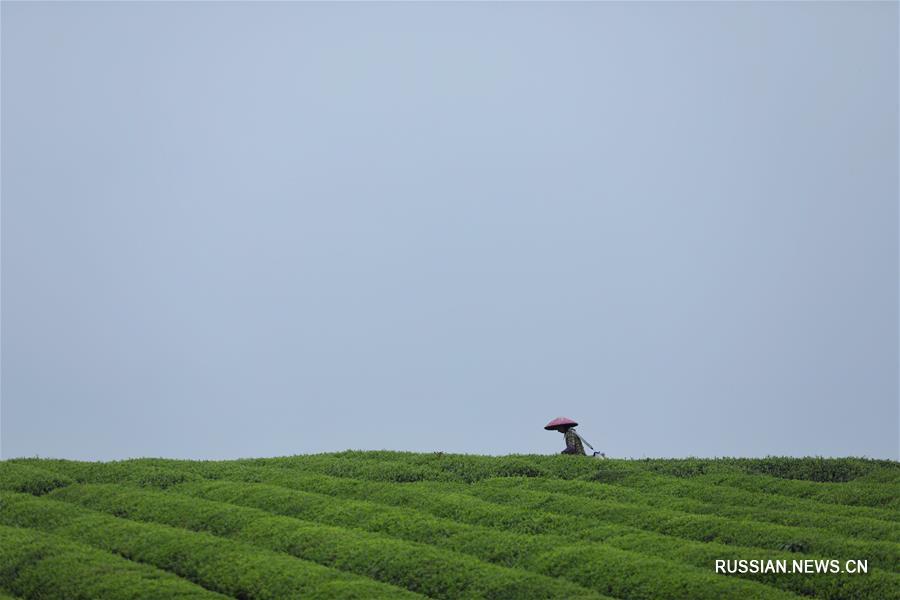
[544,416,578,431]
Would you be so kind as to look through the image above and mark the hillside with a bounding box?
[0,453,897,599]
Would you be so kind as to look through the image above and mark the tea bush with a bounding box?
[476,477,900,542]
[183,461,900,572]
[459,481,900,572]
[693,472,900,510]
[162,462,900,571]
[722,457,897,483]
[0,523,226,599]
[3,460,201,490]
[584,469,900,524]
[0,492,422,599]
[46,484,606,599]
[172,478,898,600]
[233,456,899,568]
[3,454,898,599]
[0,463,73,496]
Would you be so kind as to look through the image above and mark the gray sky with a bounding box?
[2,1,897,461]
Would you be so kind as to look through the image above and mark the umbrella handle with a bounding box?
[575,432,594,450]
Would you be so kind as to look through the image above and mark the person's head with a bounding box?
[558,425,571,434]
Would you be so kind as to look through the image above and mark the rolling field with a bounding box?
[0,453,897,599]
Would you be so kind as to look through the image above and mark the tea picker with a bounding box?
[544,417,605,457]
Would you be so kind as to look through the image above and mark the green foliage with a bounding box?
[460,480,900,572]
[5,460,200,490]
[172,480,813,600]
[0,492,422,599]
[603,531,900,600]
[533,543,779,600]
[46,484,606,599]
[174,465,900,599]
[249,452,900,485]
[182,459,900,571]
[622,457,899,482]
[3,454,899,599]
[694,472,900,510]
[725,457,895,483]
[581,469,900,524]
[173,479,556,568]
[476,476,900,543]
[0,523,225,599]
[0,463,73,496]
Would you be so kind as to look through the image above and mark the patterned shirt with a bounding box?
[564,429,586,455]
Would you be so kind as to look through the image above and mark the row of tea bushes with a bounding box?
[263,452,899,484]
[12,457,896,528]
[46,484,608,600]
[200,459,900,573]
[186,462,900,572]
[172,478,898,600]
[2,460,201,491]
[16,454,897,508]
[239,453,900,511]
[5,454,898,599]
[0,523,226,600]
[68,477,797,600]
[0,463,74,496]
[475,477,899,542]
[588,470,899,524]
[704,457,899,483]
[153,463,900,599]
[455,481,900,572]
[173,478,561,569]
[19,458,898,570]
[689,472,900,510]
[0,492,422,600]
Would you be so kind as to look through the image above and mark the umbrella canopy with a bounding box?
[544,416,578,431]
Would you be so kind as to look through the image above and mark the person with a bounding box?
[560,424,586,455]
[544,416,587,455]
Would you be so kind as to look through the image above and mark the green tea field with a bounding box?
[0,453,897,599]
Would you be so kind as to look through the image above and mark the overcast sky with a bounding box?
[2,1,897,461]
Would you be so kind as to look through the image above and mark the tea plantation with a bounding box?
[1,453,897,599]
